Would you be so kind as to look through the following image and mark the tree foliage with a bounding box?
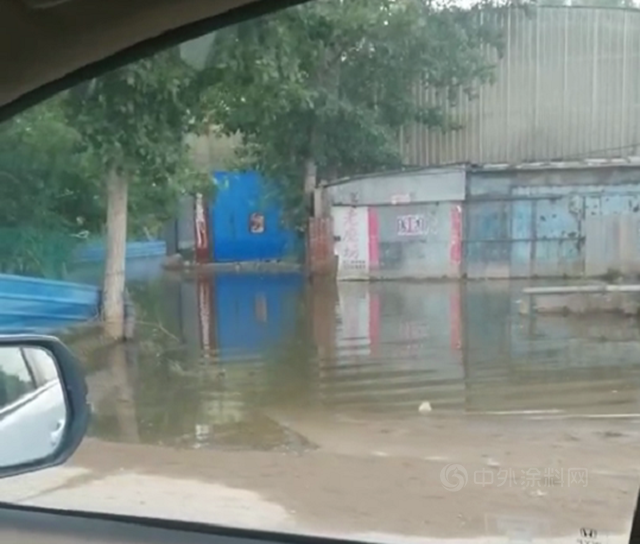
[0,96,102,276]
[203,0,506,225]
[0,0,511,281]
[64,48,212,233]
[0,95,102,231]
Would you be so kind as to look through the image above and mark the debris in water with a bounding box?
[419,401,432,414]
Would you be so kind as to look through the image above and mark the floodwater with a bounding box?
[84,273,640,426]
[8,272,640,543]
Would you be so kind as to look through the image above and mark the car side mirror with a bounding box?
[0,335,90,479]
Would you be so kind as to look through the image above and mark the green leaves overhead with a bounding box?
[65,48,213,234]
[0,0,508,258]
[202,0,507,225]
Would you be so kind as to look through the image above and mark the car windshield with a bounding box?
[0,0,639,542]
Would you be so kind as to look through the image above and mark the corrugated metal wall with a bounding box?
[402,6,640,166]
[0,274,99,333]
[466,167,640,278]
[584,212,640,276]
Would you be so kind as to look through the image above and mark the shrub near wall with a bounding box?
[0,228,78,279]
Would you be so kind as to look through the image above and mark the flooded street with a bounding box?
[7,273,640,543]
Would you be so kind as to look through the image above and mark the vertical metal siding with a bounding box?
[585,210,640,276]
[402,7,640,166]
[533,196,583,277]
[467,167,640,278]
[0,274,99,333]
[465,200,511,279]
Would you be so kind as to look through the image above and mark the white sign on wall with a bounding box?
[397,214,426,236]
[332,206,370,275]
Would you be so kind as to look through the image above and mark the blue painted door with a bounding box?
[510,199,534,277]
[465,200,510,278]
[211,171,298,263]
[533,196,582,276]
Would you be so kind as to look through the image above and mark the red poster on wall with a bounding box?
[193,193,210,264]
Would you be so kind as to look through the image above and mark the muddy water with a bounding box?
[19,274,640,541]
[93,274,640,431]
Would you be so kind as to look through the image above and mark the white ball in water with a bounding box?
[419,401,432,414]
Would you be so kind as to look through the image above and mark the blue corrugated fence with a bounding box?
[0,274,100,334]
[74,240,166,263]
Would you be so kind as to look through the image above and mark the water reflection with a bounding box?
[79,273,640,450]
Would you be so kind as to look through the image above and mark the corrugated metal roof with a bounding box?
[402,7,640,166]
[324,165,466,188]
[470,156,640,172]
[329,156,640,189]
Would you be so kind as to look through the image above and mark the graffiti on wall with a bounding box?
[342,208,362,267]
[397,212,440,238]
[338,207,369,270]
[397,214,426,236]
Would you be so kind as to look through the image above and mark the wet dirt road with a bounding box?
[4,274,640,543]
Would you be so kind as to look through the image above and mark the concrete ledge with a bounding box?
[520,288,640,316]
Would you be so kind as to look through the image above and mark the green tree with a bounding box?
[202,0,505,226]
[65,49,210,339]
[0,95,103,277]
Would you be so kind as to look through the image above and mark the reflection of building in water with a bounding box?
[464,281,640,414]
[317,282,466,414]
[319,280,640,416]
[159,272,303,363]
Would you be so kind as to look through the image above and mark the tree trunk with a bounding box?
[304,158,317,219]
[102,168,128,340]
[304,158,317,195]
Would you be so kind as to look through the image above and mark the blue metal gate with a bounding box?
[211,171,299,263]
